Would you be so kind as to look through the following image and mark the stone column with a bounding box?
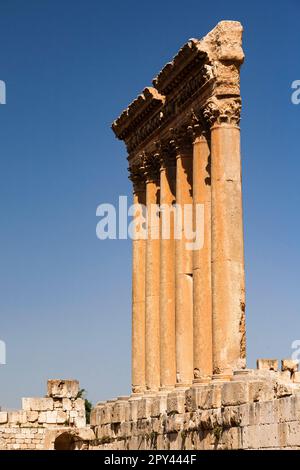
[129,166,146,394]
[174,133,194,387]
[143,154,161,392]
[204,97,246,380]
[159,146,176,390]
[192,127,213,384]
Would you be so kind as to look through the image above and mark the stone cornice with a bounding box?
[112,21,244,160]
[112,87,165,141]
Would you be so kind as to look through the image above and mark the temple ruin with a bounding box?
[2,20,300,451]
[112,20,246,392]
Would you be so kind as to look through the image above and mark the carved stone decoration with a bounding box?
[142,153,160,183]
[169,127,192,155]
[203,96,242,127]
[128,163,146,194]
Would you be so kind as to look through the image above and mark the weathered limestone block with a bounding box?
[0,412,8,424]
[56,410,68,424]
[293,372,300,384]
[74,416,86,428]
[275,382,293,398]
[47,379,79,399]
[38,412,47,424]
[112,398,129,424]
[282,359,298,373]
[46,411,58,424]
[280,370,291,382]
[151,393,168,417]
[22,397,53,412]
[128,397,141,422]
[167,390,186,415]
[101,401,115,425]
[248,380,275,402]
[26,411,39,423]
[8,411,27,425]
[137,397,153,420]
[190,384,222,410]
[221,382,249,406]
[257,359,278,371]
[74,398,85,411]
[62,398,72,411]
[165,414,184,433]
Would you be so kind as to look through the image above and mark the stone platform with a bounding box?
[89,361,300,450]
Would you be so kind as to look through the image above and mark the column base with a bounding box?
[212,373,233,382]
[192,376,212,385]
[159,385,175,392]
[175,383,192,389]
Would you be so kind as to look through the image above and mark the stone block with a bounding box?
[26,411,38,423]
[241,425,259,449]
[62,398,72,411]
[56,410,68,424]
[221,382,249,406]
[47,379,79,398]
[293,371,300,383]
[74,416,86,428]
[258,423,280,448]
[0,412,8,424]
[281,359,298,373]
[74,398,85,411]
[287,421,300,446]
[128,397,141,421]
[38,412,47,424]
[137,397,153,420]
[22,397,53,412]
[101,402,115,425]
[8,411,27,424]
[151,393,168,417]
[112,400,128,423]
[248,380,275,402]
[279,370,291,382]
[167,390,186,415]
[46,411,57,424]
[257,359,278,371]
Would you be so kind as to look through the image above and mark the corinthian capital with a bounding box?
[203,96,241,127]
[128,164,146,193]
[142,153,160,183]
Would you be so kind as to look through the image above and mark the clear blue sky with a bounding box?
[0,0,299,409]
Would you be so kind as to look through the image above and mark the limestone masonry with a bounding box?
[2,20,299,450]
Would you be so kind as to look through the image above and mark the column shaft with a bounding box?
[211,124,246,379]
[145,178,160,391]
[159,160,176,389]
[175,149,193,387]
[192,133,213,383]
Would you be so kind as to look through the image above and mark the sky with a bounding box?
[0,0,299,409]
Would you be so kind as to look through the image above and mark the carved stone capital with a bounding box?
[128,164,146,194]
[142,153,160,184]
[187,110,210,144]
[169,127,192,156]
[154,141,176,170]
[203,96,241,127]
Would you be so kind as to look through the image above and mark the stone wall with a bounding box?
[0,379,93,450]
[89,362,300,450]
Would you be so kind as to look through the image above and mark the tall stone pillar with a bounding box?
[129,166,146,394]
[159,147,176,390]
[204,97,246,380]
[144,155,161,392]
[192,127,213,384]
[174,134,194,387]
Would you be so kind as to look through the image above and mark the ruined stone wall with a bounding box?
[89,364,300,450]
[0,380,91,450]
